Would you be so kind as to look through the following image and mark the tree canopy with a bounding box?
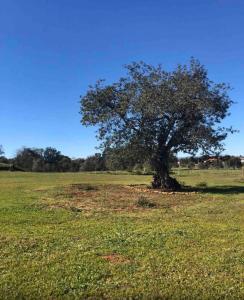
[85,59,234,189]
[0,145,4,156]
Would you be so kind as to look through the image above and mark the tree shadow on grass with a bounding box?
[129,183,244,195]
[191,185,244,195]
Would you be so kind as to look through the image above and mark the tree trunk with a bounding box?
[151,150,181,191]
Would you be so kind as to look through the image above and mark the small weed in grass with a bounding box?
[136,195,156,208]
[70,206,82,212]
[83,184,97,191]
[196,181,208,188]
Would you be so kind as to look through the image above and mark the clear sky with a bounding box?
[0,0,243,158]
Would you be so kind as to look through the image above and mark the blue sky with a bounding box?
[0,0,243,158]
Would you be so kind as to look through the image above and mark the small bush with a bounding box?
[83,184,97,191]
[0,163,10,171]
[196,182,208,188]
[71,184,98,191]
[70,206,82,212]
[136,196,156,208]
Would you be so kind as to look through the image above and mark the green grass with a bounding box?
[0,170,243,299]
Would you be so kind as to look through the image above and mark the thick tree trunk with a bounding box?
[152,171,181,190]
[151,150,181,191]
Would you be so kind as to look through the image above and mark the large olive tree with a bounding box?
[80,59,234,190]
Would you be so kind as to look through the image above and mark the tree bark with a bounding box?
[151,149,181,191]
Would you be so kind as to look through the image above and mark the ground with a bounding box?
[0,170,243,299]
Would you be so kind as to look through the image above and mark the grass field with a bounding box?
[0,170,243,299]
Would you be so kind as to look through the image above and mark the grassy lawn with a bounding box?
[0,170,243,299]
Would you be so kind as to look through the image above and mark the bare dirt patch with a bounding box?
[101,254,130,264]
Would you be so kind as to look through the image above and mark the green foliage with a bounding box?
[0,145,4,156]
[80,59,234,189]
[197,161,209,169]
[222,156,242,169]
[0,162,10,171]
[104,146,140,171]
[179,155,242,170]
[14,147,39,171]
[43,147,61,164]
[12,147,84,172]
[80,153,106,171]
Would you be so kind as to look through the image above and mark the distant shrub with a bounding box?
[0,163,10,171]
[132,164,143,175]
[197,162,209,169]
[136,196,156,208]
[196,182,208,188]
[187,162,195,169]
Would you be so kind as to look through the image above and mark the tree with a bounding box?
[71,158,85,172]
[80,153,106,171]
[80,59,234,190]
[43,147,61,164]
[42,148,61,172]
[104,146,143,171]
[222,156,242,169]
[14,147,42,171]
[0,145,4,156]
[32,158,44,172]
[58,156,72,172]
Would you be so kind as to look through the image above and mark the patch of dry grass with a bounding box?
[41,183,205,213]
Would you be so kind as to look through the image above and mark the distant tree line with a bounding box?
[0,147,83,172]
[178,155,242,169]
[0,145,243,172]
[0,145,174,173]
